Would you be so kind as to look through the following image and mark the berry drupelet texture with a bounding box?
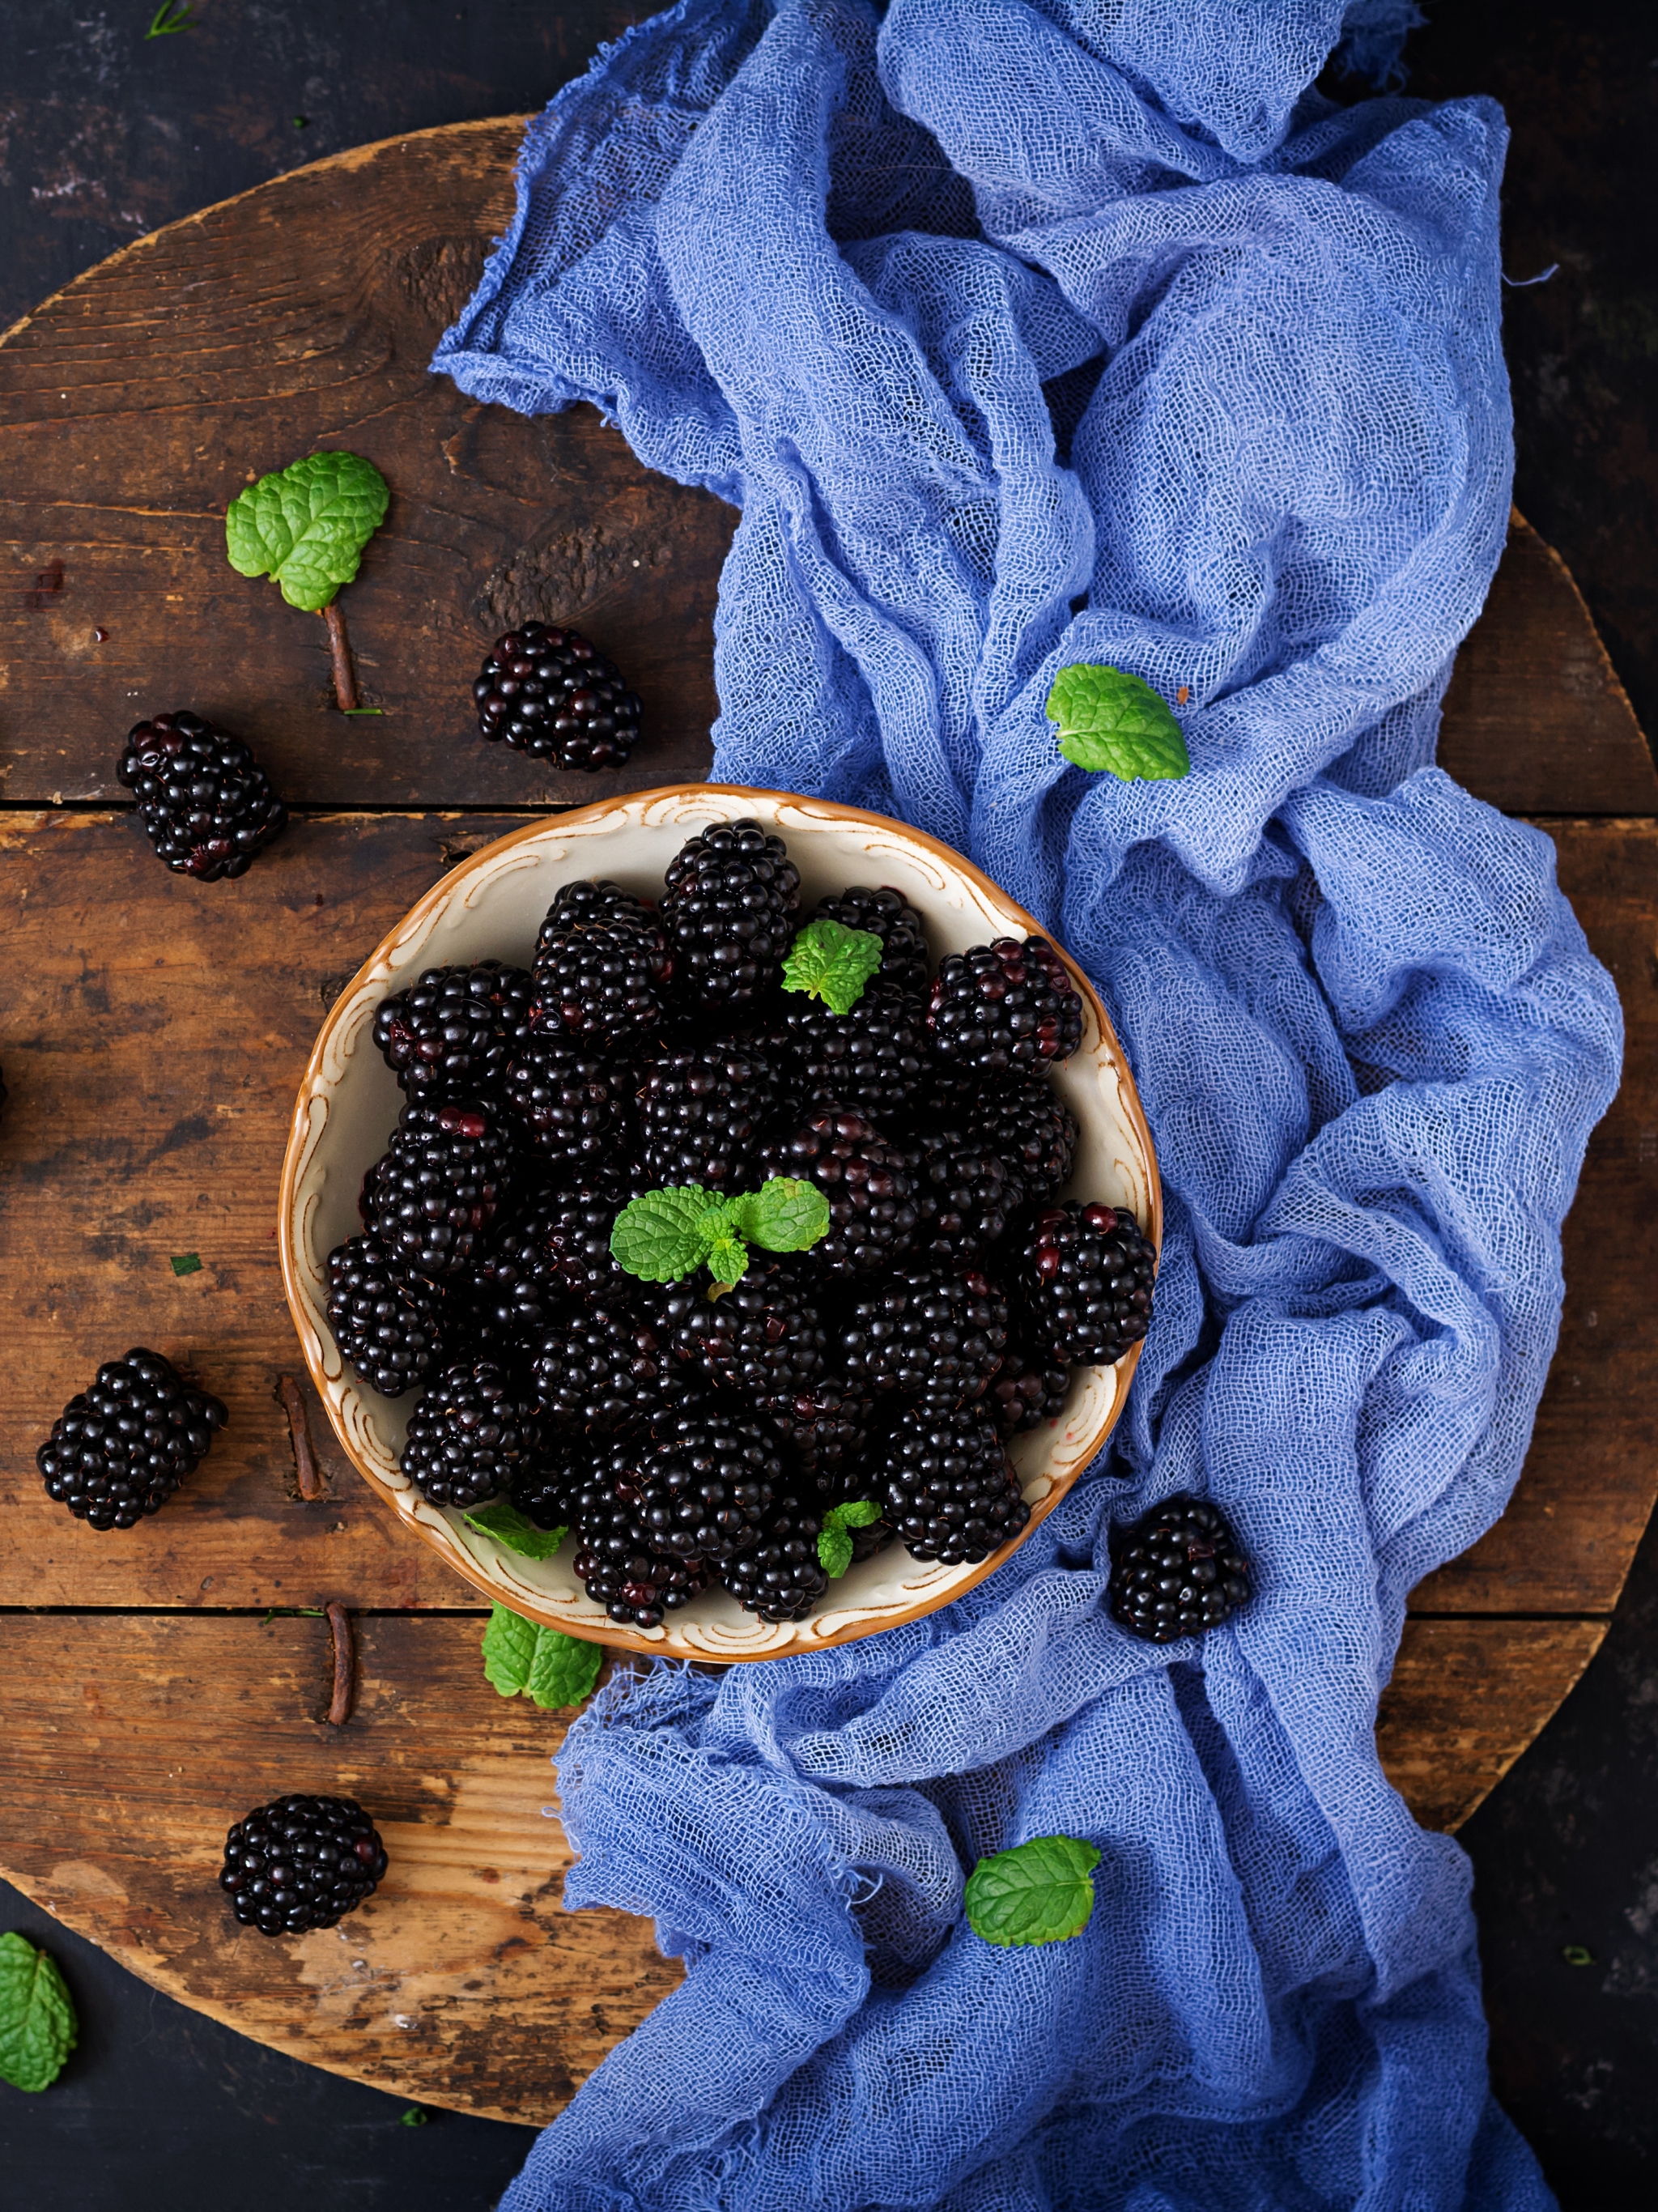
[905,1120,1018,1261]
[325,1236,447,1398]
[722,1501,830,1621]
[614,1401,782,1564]
[661,818,801,1010]
[870,1401,1029,1565]
[359,1100,517,1278]
[758,1108,918,1277]
[964,1074,1079,1207]
[473,623,642,769]
[530,1301,690,1435]
[839,1265,1010,1411]
[219,1794,389,1937]
[461,1194,566,1343]
[987,1341,1071,1436]
[636,1039,783,1190]
[531,879,670,1050]
[1108,1495,1251,1642]
[667,1259,830,1409]
[504,1032,632,1168]
[540,1179,638,1306]
[372,962,532,1100]
[809,884,931,999]
[1012,1201,1156,1367]
[117,711,287,880]
[36,1347,227,1530]
[567,1465,711,1628]
[781,976,927,1122]
[400,1359,541,1509]
[927,936,1084,1079]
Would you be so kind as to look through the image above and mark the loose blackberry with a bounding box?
[325,1236,447,1398]
[839,1265,1009,1411]
[359,1099,517,1278]
[781,977,927,1122]
[504,1032,632,1168]
[529,1302,689,1434]
[757,1108,918,1278]
[904,1121,1017,1262]
[473,623,642,770]
[219,1794,388,1937]
[1107,1495,1251,1643]
[810,885,930,999]
[400,1359,540,1508]
[531,880,670,1049]
[722,1501,830,1622]
[568,1474,710,1629]
[636,1039,782,1190]
[541,1179,637,1306]
[965,1074,1078,1206]
[372,962,533,1100]
[987,1342,1070,1437]
[871,1401,1030,1565]
[661,818,801,1010]
[927,936,1084,1079]
[667,1260,829,1409]
[36,1346,227,1530]
[611,1401,781,1563]
[117,710,287,880]
[1011,1202,1156,1368]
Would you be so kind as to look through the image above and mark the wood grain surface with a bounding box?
[0,121,1654,2125]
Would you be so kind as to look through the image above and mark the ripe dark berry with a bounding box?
[371,962,532,1100]
[610,1402,781,1563]
[666,1261,829,1409]
[987,1341,1070,1437]
[117,710,286,880]
[567,1468,710,1628]
[757,1108,918,1277]
[661,818,801,1010]
[839,1265,1009,1412]
[870,1401,1029,1566]
[964,1074,1078,1206]
[504,1032,632,1168]
[636,1039,782,1190]
[219,1794,388,1936]
[400,1359,541,1508]
[540,1179,636,1306]
[359,1099,517,1278]
[904,1121,1017,1261]
[927,936,1083,1079]
[531,880,670,1049]
[461,1193,566,1342]
[768,1376,876,1497]
[36,1347,227,1529]
[325,1236,447,1397]
[1012,1202,1156,1368]
[780,977,927,1122]
[473,623,642,770]
[722,1502,830,1621]
[809,885,930,999]
[1108,1495,1250,1642]
[529,1303,690,1434]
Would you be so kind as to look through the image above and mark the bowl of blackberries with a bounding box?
[278,787,1160,1659]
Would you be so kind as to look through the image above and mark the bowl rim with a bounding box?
[278,782,1161,1660]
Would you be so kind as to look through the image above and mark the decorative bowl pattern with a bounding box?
[278,786,1160,1661]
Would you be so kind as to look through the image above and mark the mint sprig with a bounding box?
[1045,664,1190,782]
[462,1499,566,1561]
[783,917,884,1015]
[611,1177,831,1288]
[226,450,390,614]
[0,1932,78,2093]
[481,1605,602,1709]
[817,1499,882,1579]
[963,1835,1102,1949]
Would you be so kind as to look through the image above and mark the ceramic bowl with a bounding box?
[278,785,1160,1661]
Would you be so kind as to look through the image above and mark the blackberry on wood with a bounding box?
[614,1401,781,1563]
[532,880,670,1049]
[810,885,930,999]
[1012,1202,1155,1368]
[667,1261,829,1409]
[541,1180,636,1307]
[872,1401,1029,1566]
[504,1032,631,1168]
[372,962,532,1100]
[1108,1495,1250,1643]
[781,977,927,1121]
[36,1347,227,1530]
[661,819,801,1010]
[400,1359,540,1509]
[722,1502,830,1622]
[359,1100,517,1279]
[117,711,287,880]
[905,1121,1017,1262]
[568,1470,710,1630]
[473,623,641,771]
[839,1265,1009,1411]
[965,1074,1078,1206]
[325,1236,446,1398]
[758,1108,917,1277]
[219,1794,388,1937]
[927,936,1083,1079]
[636,1040,781,1191]
[530,1302,689,1435]
[988,1342,1070,1437]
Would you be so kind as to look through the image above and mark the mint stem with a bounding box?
[324,600,359,712]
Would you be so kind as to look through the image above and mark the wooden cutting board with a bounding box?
[1,118,1654,2127]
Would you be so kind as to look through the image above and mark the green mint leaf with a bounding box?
[611,1186,727,1282]
[704,1230,750,1287]
[481,1603,536,1697]
[399,2107,429,2126]
[729,1177,831,1256]
[169,1253,201,1276]
[462,1499,566,1561]
[964,1834,1102,1948]
[225,450,390,614]
[817,1498,882,1579]
[0,1932,78,2093]
[783,917,885,1015]
[525,1627,603,1710]
[1045,663,1190,782]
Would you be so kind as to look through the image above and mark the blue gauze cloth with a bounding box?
[436,4,1622,2205]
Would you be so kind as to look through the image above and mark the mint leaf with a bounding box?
[704,1229,750,1287]
[481,1603,537,1696]
[0,1932,78,2093]
[963,1835,1102,1949]
[611,1186,727,1282]
[462,1499,566,1561]
[226,450,390,614]
[783,918,884,1015]
[728,1177,831,1256]
[817,1498,882,1579]
[1045,664,1190,782]
[482,1606,603,1709]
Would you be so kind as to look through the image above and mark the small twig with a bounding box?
[277,1373,325,1501]
[325,1602,355,1726]
[323,601,359,712]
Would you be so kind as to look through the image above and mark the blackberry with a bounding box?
[504,1032,632,1168]
[1012,1202,1156,1368]
[927,936,1084,1079]
[965,1074,1078,1206]
[1107,1495,1251,1642]
[461,1193,566,1342]
[36,1347,227,1530]
[781,977,927,1121]
[117,711,287,881]
[531,880,670,1049]
[509,1442,585,1534]
[839,1265,1009,1411]
[568,1474,710,1629]
[810,885,930,999]
[636,1040,782,1190]
[371,961,532,1100]
[757,1108,916,1278]
[359,1099,517,1278]
[767,1374,875,1496]
[400,1359,540,1509]
[904,1121,1017,1262]
[661,818,801,1010]
[325,1236,447,1397]
[987,1342,1070,1437]
[667,1261,829,1409]
[613,1401,781,1563]
[872,1401,1030,1565]
[472,623,642,770]
[722,1501,830,1621]
[529,1302,689,1434]
[541,1179,636,1306]
[219,1794,388,1937]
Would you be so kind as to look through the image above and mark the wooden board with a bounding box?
[1,120,1655,2124]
